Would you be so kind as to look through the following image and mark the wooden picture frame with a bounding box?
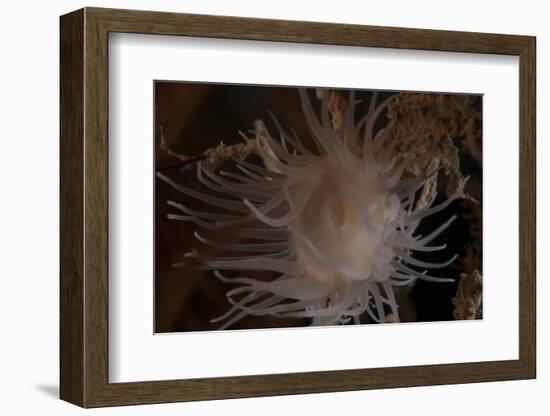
[60,7,536,408]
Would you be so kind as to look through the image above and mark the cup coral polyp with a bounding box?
[158,88,466,328]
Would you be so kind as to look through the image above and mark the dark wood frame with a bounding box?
[60,7,536,408]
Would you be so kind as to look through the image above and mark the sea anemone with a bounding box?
[158,88,466,329]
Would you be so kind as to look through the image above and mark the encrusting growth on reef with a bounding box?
[452,270,482,320]
[377,93,481,197]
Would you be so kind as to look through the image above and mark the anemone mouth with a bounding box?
[289,163,396,286]
[159,87,466,329]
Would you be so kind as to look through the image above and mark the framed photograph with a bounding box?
[60,7,536,408]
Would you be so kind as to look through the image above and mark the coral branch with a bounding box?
[316,88,348,129]
[157,124,257,173]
